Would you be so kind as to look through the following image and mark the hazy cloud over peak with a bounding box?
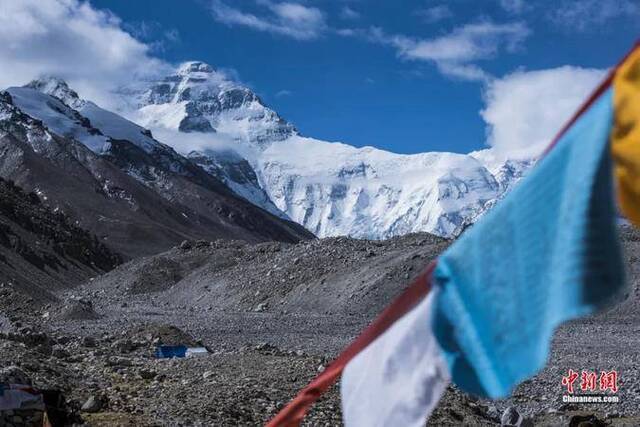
[365,21,530,82]
[0,0,171,108]
[209,0,326,40]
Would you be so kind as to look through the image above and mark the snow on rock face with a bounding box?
[12,79,230,194]
[7,86,109,153]
[22,78,161,154]
[187,149,290,219]
[15,78,293,220]
[256,137,502,238]
[25,77,85,110]
[125,61,296,146]
[470,149,534,193]
[0,91,56,150]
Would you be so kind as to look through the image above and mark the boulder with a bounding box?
[80,395,103,413]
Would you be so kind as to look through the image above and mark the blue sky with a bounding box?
[1,0,638,155]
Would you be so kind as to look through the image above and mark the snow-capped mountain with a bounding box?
[121,62,296,146]
[23,78,158,153]
[25,70,288,219]
[255,137,507,238]
[17,65,531,240]
[11,78,283,215]
[470,149,534,193]
[113,61,531,239]
[0,82,313,257]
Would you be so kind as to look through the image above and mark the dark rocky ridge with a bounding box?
[0,89,313,259]
[0,176,121,303]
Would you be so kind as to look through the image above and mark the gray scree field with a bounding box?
[1,228,639,426]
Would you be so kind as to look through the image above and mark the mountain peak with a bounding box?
[176,61,215,75]
[25,76,84,109]
[125,60,297,146]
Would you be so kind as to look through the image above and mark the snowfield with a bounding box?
[256,136,502,238]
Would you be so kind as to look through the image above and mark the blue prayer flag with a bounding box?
[432,88,626,398]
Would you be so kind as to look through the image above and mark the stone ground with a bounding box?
[1,230,639,426]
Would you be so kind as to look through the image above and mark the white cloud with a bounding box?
[340,6,360,20]
[415,5,453,23]
[549,0,639,30]
[209,0,326,40]
[275,89,292,97]
[124,21,180,46]
[164,28,181,43]
[0,0,170,108]
[438,63,489,81]
[124,21,181,53]
[335,28,357,36]
[481,66,606,159]
[499,0,527,14]
[396,22,529,62]
[150,127,252,159]
[368,21,530,82]
[497,0,638,29]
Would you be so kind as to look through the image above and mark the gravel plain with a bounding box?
[1,229,639,426]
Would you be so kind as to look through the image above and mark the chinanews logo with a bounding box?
[561,369,620,403]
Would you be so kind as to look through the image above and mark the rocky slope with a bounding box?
[0,86,313,258]
[0,176,121,303]
[113,61,533,239]
[1,227,638,425]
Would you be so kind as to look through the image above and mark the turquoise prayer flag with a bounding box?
[432,88,626,399]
